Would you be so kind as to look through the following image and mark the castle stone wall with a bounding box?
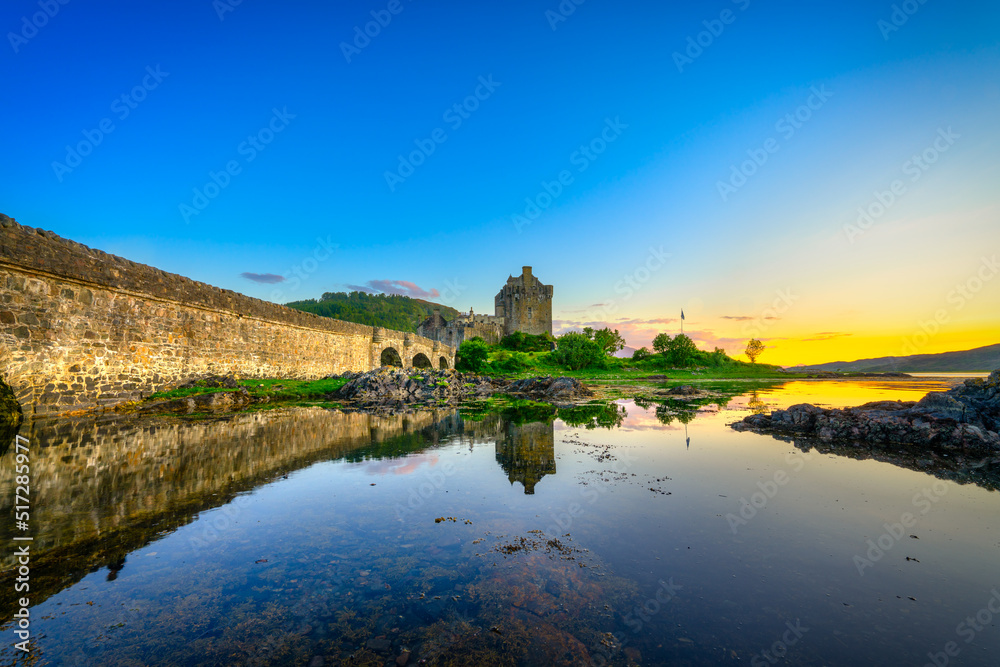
[495,266,553,336]
[0,216,454,415]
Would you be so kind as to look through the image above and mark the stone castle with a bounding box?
[417,266,553,346]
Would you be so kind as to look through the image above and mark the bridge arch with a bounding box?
[380,347,402,367]
[412,353,433,369]
[439,356,449,370]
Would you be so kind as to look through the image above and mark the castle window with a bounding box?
[528,307,533,319]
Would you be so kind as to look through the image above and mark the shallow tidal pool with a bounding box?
[2,379,999,666]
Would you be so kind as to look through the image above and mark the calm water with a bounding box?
[2,380,1000,666]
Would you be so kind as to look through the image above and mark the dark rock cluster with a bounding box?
[332,367,503,406]
[504,376,594,406]
[177,375,241,389]
[733,370,1000,453]
[664,384,700,396]
[332,369,594,408]
[138,386,254,415]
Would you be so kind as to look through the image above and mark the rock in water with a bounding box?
[505,376,593,404]
[731,369,1000,453]
[665,384,700,396]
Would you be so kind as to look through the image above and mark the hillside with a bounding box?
[285,292,460,333]
[787,343,1000,373]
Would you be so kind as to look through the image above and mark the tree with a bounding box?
[709,347,728,367]
[665,334,698,367]
[551,332,605,370]
[583,327,626,356]
[456,337,490,373]
[745,338,765,364]
[632,347,652,361]
[652,333,672,355]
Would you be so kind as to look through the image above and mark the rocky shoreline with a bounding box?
[333,368,593,408]
[133,367,595,415]
[732,370,1000,453]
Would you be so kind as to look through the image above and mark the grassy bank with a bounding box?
[147,377,350,403]
[479,349,800,383]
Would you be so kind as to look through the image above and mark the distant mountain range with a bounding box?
[787,343,1000,373]
[286,291,460,333]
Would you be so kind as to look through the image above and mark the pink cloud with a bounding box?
[349,279,441,299]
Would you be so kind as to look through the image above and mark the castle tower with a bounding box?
[494,266,553,336]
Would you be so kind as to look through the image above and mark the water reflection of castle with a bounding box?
[495,421,556,494]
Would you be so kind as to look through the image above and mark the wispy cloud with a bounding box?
[553,317,682,350]
[720,315,779,321]
[800,332,853,342]
[347,280,441,299]
[241,272,285,284]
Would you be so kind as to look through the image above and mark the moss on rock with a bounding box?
[1,375,24,450]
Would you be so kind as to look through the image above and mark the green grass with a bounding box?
[477,349,801,382]
[148,377,350,402]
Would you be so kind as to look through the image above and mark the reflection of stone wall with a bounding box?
[1,408,459,560]
[495,421,556,494]
[0,406,465,617]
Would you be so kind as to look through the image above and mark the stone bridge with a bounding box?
[0,215,456,416]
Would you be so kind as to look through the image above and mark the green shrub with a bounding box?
[550,332,605,371]
[456,338,490,373]
[499,331,554,352]
[489,350,531,374]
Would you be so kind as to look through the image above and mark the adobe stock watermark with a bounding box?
[588,577,682,666]
[8,0,70,53]
[545,0,587,31]
[340,0,414,63]
[740,288,798,338]
[673,0,752,73]
[899,253,997,355]
[853,479,947,576]
[878,0,930,41]
[385,75,502,192]
[844,127,959,244]
[581,245,670,328]
[393,461,457,523]
[611,246,671,302]
[188,494,254,553]
[267,235,340,303]
[726,450,809,534]
[179,107,295,223]
[213,0,245,21]
[435,278,467,306]
[512,117,628,233]
[750,619,809,666]
[547,450,638,536]
[717,85,833,202]
[922,588,1000,667]
[51,65,169,182]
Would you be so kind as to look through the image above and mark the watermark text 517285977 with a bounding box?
[11,434,34,653]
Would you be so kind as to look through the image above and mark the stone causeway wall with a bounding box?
[0,215,455,415]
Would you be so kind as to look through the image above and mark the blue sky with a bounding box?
[3,0,998,363]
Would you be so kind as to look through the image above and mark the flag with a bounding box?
[681,309,685,320]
